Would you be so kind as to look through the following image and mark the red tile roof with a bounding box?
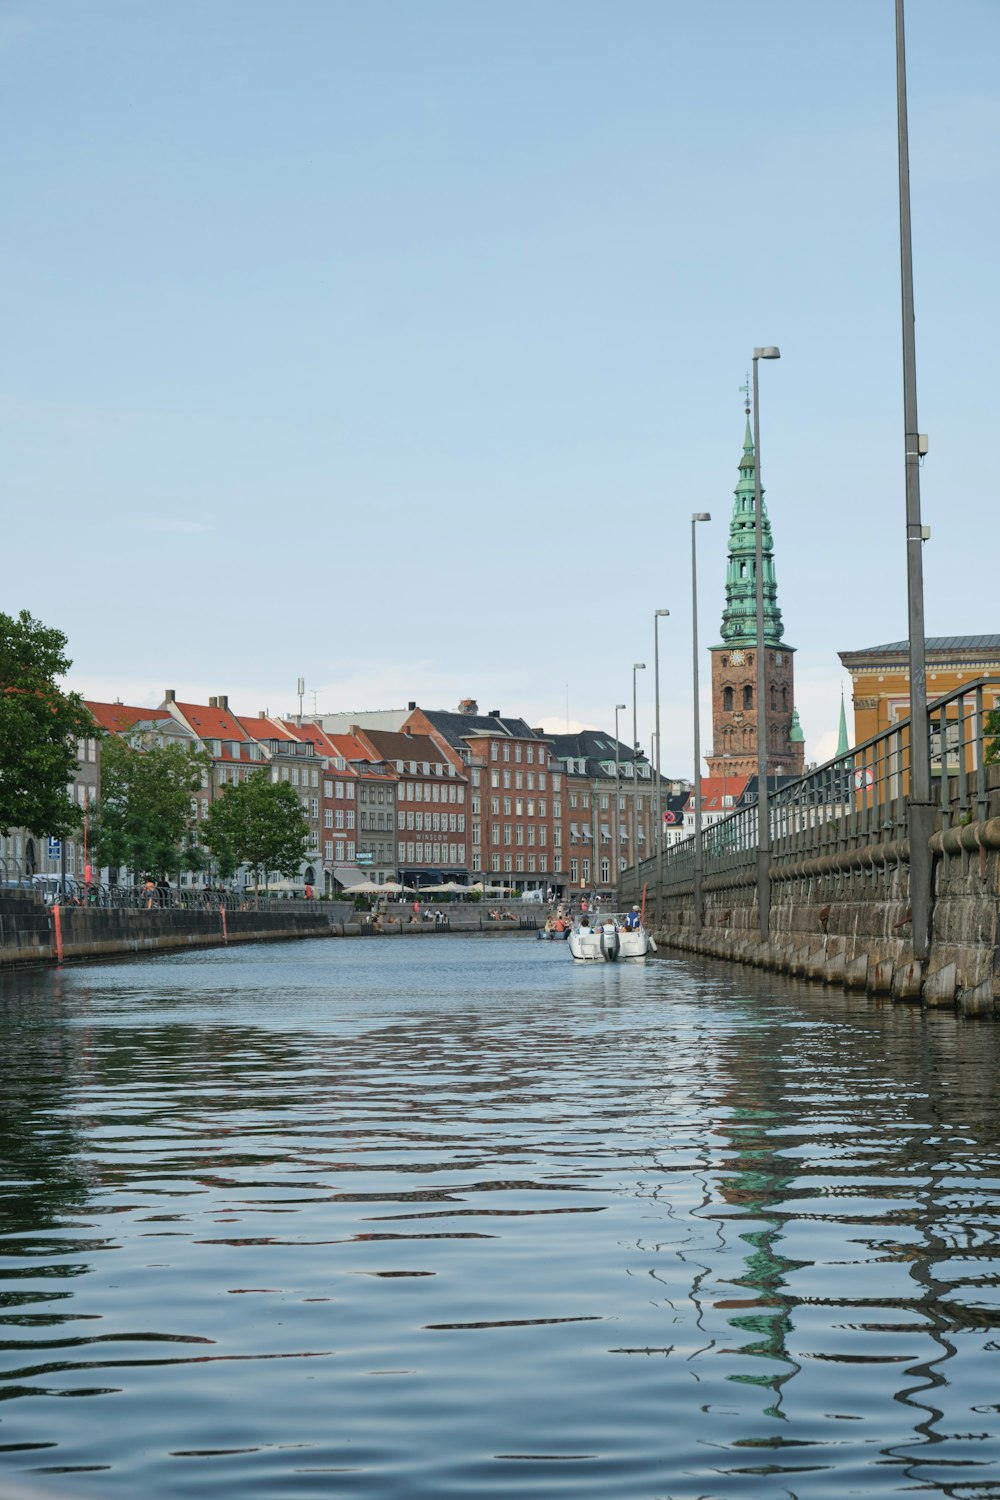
[86,701,173,735]
[700,773,749,811]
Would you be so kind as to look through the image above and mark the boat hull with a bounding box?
[568,921,652,961]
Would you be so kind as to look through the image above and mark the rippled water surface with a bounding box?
[3,935,1000,1498]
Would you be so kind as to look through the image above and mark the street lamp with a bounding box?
[752,346,780,942]
[653,609,669,923]
[895,0,932,960]
[691,512,711,931]
[632,662,645,873]
[614,703,626,897]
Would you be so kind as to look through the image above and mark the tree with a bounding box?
[986,708,1000,765]
[202,771,310,886]
[0,609,97,838]
[90,735,210,880]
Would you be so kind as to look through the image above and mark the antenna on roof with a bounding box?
[297,677,305,726]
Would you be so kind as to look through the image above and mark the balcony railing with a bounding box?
[632,674,1000,893]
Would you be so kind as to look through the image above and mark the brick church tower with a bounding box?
[705,409,805,780]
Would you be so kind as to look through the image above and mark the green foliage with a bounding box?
[986,708,1000,765]
[202,770,310,883]
[91,735,211,879]
[0,609,96,838]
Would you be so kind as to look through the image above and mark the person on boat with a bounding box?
[624,905,641,930]
[579,915,591,930]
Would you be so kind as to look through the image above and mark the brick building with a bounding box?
[550,730,656,894]
[402,701,555,892]
[349,727,462,890]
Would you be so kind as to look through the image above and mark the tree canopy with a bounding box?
[202,771,310,884]
[90,735,210,879]
[987,708,1000,766]
[0,609,96,838]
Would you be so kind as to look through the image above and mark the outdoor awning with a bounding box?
[332,865,366,886]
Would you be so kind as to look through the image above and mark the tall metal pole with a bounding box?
[895,0,933,960]
[614,703,625,900]
[632,663,645,878]
[752,349,780,943]
[654,610,669,926]
[691,513,710,931]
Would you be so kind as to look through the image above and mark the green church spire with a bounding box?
[719,410,785,647]
[836,689,849,757]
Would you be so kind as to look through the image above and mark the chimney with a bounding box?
[408,701,416,711]
[489,708,500,718]
[219,695,229,711]
[164,689,175,703]
[208,696,218,709]
[458,697,479,715]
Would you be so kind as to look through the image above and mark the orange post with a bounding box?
[53,903,64,964]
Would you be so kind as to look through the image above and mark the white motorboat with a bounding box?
[568,913,656,962]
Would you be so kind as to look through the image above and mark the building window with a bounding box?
[723,687,734,711]
[743,685,753,709]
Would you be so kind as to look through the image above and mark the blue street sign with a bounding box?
[48,837,62,860]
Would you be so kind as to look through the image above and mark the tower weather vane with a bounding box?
[739,374,751,414]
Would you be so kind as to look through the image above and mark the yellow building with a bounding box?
[839,636,1000,746]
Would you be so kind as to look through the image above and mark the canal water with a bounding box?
[2,936,1000,1499]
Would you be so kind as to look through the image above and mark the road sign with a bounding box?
[47,838,62,860]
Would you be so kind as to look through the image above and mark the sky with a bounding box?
[2,1,997,775]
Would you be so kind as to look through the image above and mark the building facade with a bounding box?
[838,636,1000,747]
[402,702,555,892]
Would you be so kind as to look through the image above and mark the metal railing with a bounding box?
[632,675,1000,896]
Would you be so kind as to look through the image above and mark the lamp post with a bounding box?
[632,662,645,876]
[614,703,626,899]
[653,610,669,924]
[895,0,932,960]
[752,346,780,942]
[691,512,711,931]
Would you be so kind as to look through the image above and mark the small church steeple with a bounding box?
[836,689,849,757]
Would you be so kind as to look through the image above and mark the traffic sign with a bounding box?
[47,838,62,860]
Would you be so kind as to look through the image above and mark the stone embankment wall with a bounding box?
[0,897,539,970]
[0,895,334,969]
[649,787,1000,1016]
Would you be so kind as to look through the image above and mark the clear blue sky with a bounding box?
[2,1,996,772]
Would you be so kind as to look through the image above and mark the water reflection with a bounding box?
[1,939,999,1496]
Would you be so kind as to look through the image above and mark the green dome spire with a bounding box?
[789,706,804,743]
[719,410,785,647]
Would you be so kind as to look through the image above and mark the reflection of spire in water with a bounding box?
[713,1106,805,1419]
